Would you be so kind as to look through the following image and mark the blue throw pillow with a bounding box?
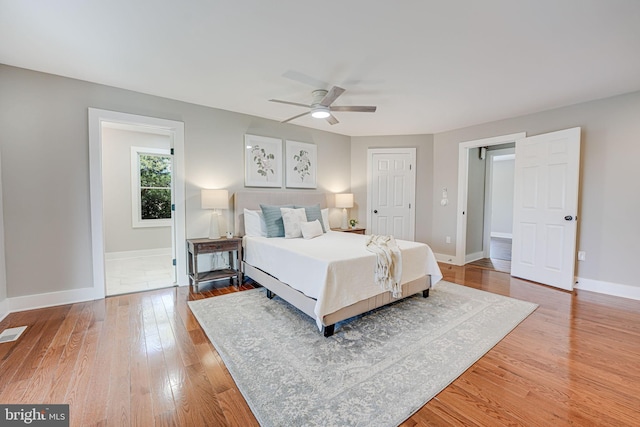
[295,204,325,232]
[260,204,294,237]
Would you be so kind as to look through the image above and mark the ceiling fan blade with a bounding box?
[320,86,345,106]
[269,99,311,108]
[325,114,339,125]
[330,106,377,112]
[281,111,310,124]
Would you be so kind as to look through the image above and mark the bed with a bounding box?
[234,191,443,337]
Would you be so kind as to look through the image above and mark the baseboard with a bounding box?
[465,251,484,263]
[7,287,98,314]
[434,253,457,264]
[575,277,640,301]
[491,232,513,239]
[105,247,172,260]
[0,298,9,323]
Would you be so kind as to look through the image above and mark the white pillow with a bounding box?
[280,207,308,238]
[244,208,267,237]
[321,208,330,231]
[301,220,324,239]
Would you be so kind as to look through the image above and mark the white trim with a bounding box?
[491,232,513,239]
[575,277,640,301]
[465,251,485,264]
[8,287,97,313]
[105,248,173,260]
[455,132,525,265]
[0,299,9,323]
[366,148,416,241]
[434,252,457,264]
[130,146,172,229]
[89,108,188,301]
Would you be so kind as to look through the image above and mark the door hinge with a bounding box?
[409,203,411,208]
[172,258,176,266]
[170,148,174,155]
[409,164,412,170]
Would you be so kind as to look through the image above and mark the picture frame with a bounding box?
[244,134,282,188]
[285,140,317,189]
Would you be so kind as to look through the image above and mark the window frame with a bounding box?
[131,146,172,228]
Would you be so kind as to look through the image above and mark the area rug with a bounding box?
[188,281,537,427]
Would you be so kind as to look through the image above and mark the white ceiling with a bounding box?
[2,0,640,136]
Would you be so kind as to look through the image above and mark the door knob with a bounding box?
[564,215,573,221]
[374,210,378,214]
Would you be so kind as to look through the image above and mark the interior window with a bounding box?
[131,147,172,227]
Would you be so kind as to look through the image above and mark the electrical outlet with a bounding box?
[577,251,586,261]
[446,236,451,244]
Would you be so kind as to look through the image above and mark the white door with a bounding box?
[511,127,581,290]
[368,148,416,240]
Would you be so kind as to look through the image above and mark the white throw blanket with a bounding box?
[365,235,403,298]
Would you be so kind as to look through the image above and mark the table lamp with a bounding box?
[201,189,228,239]
[335,193,354,230]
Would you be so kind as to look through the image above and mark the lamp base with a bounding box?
[208,212,221,239]
[341,208,349,229]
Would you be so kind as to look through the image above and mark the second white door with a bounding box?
[511,127,581,290]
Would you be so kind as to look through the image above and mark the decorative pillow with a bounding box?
[243,209,266,237]
[295,204,326,232]
[301,220,324,239]
[321,208,330,232]
[260,204,294,237]
[281,208,308,238]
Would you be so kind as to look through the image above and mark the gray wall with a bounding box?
[432,90,640,288]
[0,149,6,304]
[102,127,172,253]
[0,65,350,298]
[350,135,434,244]
[491,157,514,236]
[465,148,486,255]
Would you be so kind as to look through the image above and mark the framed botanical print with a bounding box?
[244,134,282,187]
[285,140,317,189]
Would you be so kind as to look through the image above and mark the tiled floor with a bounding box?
[105,253,175,295]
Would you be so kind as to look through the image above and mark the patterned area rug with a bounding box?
[188,281,537,427]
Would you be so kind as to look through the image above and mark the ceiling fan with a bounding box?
[269,86,377,125]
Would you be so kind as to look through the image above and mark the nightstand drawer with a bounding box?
[196,241,239,252]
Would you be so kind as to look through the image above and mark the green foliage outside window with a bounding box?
[139,154,172,220]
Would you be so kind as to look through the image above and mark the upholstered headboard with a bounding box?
[234,191,329,236]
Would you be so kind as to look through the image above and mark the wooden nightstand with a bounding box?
[331,227,366,235]
[187,237,243,292]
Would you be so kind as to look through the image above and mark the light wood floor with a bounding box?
[1,266,639,426]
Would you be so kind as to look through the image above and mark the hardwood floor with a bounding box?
[1,267,639,426]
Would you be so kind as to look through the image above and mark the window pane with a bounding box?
[141,188,171,220]
[140,154,171,188]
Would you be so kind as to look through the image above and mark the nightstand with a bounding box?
[331,227,366,235]
[187,237,243,292]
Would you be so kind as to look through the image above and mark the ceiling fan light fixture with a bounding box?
[311,106,330,119]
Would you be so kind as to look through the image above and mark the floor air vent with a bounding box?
[0,326,27,343]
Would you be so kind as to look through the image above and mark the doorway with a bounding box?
[455,133,525,266]
[88,109,187,300]
[468,147,515,273]
[102,123,174,295]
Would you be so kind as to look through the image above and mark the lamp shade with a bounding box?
[335,193,354,209]
[201,189,228,210]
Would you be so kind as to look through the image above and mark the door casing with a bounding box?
[89,108,187,300]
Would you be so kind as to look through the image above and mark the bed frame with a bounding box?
[234,190,431,337]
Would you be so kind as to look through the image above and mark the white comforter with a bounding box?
[243,231,442,329]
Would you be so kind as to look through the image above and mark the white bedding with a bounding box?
[243,231,443,328]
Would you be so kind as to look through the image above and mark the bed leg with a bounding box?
[323,324,335,337]
[266,289,275,299]
[422,289,430,298]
